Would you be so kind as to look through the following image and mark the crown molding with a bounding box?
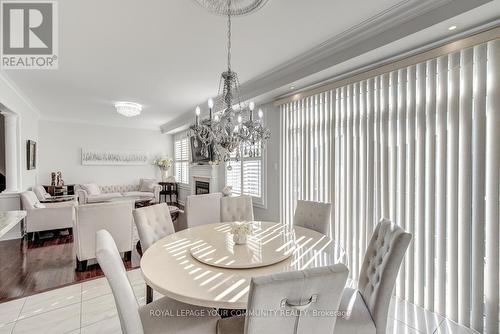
[40,116,164,132]
[0,72,41,117]
[160,0,491,134]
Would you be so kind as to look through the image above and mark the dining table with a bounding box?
[140,221,347,309]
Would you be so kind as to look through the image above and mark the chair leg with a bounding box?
[76,258,87,272]
[124,251,132,261]
[146,285,153,304]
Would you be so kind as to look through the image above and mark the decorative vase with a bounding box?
[161,168,169,182]
[233,233,247,245]
[222,186,233,197]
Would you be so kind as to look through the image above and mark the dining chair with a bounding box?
[217,264,349,334]
[333,219,412,334]
[96,229,219,334]
[133,203,175,303]
[220,195,254,222]
[293,200,332,235]
[186,192,222,227]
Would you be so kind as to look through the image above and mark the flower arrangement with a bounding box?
[231,221,253,245]
[152,157,173,170]
[153,157,173,181]
[230,221,253,235]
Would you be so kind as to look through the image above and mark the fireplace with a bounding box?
[195,180,210,195]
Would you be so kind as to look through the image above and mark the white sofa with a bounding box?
[76,180,161,204]
[74,201,134,271]
[20,191,76,235]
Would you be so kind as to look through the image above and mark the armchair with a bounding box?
[20,191,75,235]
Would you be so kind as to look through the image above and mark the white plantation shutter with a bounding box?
[226,160,241,195]
[226,143,264,204]
[242,160,261,197]
[280,39,500,333]
[174,137,189,184]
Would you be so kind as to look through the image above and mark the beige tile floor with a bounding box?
[0,269,479,334]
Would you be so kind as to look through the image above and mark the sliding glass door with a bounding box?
[280,39,500,333]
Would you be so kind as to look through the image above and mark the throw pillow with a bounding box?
[82,183,101,195]
[140,179,157,192]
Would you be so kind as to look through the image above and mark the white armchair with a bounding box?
[74,201,134,271]
[20,191,75,235]
[33,185,51,201]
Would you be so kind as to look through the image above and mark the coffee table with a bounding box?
[40,195,76,203]
[107,196,153,208]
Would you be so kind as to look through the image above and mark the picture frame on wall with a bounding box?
[27,140,37,170]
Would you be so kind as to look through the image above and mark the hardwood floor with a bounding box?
[0,230,140,302]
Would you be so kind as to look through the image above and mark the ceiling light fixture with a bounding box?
[188,0,271,164]
[448,25,457,31]
[290,86,295,90]
[114,101,142,117]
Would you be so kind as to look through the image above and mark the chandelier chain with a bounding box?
[227,0,232,71]
[188,0,271,165]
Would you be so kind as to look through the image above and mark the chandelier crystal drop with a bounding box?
[188,0,271,165]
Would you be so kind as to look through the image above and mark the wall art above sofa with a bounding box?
[81,149,148,165]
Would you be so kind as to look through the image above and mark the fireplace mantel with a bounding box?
[189,164,219,195]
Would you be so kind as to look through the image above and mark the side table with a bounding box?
[158,182,178,204]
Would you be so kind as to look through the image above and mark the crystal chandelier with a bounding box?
[188,0,271,165]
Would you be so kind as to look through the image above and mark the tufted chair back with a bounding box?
[357,219,411,333]
[293,200,332,235]
[96,230,144,334]
[220,196,254,222]
[186,192,222,227]
[133,203,175,252]
[245,264,349,334]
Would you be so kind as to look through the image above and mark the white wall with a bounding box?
[0,74,40,191]
[38,120,173,186]
[0,115,4,176]
[253,103,280,222]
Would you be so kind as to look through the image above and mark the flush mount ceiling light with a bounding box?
[449,25,457,31]
[114,102,142,117]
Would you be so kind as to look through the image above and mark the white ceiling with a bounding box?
[2,0,499,130]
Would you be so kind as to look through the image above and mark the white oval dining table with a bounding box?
[140,221,347,309]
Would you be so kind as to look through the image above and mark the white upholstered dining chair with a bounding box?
[133,203,175,252]
[186,192,222,227]
[96,229,219,334]
[217,264,349,334]
[293,200,332,235]
[334,219,412,334]
[133,203,175,303]
[220,195,254,222]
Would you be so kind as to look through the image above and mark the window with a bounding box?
[280,40,500,332]
[226,142,264,206]
[174,137,189,184]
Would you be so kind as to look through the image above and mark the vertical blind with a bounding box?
[174,137,189,184]
[279,40,500,333]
